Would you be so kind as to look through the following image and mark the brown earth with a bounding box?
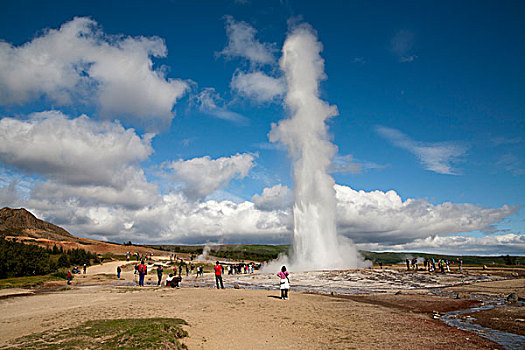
[335,293,483,315]
[1,262,514,350]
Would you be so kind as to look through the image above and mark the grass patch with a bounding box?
[8,318,188,349]
[0,274,62,289]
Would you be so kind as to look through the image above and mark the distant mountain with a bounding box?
[0,207,73,240]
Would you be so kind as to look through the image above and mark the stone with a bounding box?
[456,292,471,299]
[506,293,518,304]
[233,283,240,289]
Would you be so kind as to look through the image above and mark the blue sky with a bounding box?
[0,0,523,255]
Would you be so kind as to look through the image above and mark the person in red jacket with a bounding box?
[214,261,224,289]
[137,260,147,286]
[67,270,72,285]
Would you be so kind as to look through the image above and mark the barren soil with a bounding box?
[1,262,523,350]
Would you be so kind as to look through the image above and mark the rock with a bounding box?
[515,319,525,323]
[510,272,519,278]
[456,292,471,299]
[395,291,402,295]
[483,265,487,270]
[233,283,240,289]
[506,293,518,304]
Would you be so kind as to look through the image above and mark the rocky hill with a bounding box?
[0,207,73,240]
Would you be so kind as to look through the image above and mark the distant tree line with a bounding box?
[146,244,290,262]
[0,238,100,279]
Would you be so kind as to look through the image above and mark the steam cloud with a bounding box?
[268,24,366,271]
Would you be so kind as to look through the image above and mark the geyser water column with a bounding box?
[269,24,360,271]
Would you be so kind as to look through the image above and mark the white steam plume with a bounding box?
[196,242,213,261]
[267,24,366,272]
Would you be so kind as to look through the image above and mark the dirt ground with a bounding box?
[1,262,523,349]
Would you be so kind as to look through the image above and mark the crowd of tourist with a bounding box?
[109,253,290,299]
[404,257,463,273]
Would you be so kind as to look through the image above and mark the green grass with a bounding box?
[0,274,63,289]
[7,318,188,349]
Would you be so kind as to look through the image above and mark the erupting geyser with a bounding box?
[268,24,363,271]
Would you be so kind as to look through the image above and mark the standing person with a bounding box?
[277,266,290,300]
[406,258,410,271]
[67,270,72,285]
[83,264,87,274]
[157,265,164,286]
[117,265,122,279]
[459,258,463,273]
[138,260,147,287]
[214,261,224,289]
[185,264,189,276]
[439,259,445,273]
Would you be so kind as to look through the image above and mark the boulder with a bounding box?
[506,293,518,304]
[456,292,471,299]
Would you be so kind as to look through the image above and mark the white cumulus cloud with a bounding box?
[335,184,517,245]
[252,184,292,211]
[0,111,157,208]
[231,70,286,103]
[357,234,525,256]
[167,153,256,201]
[0,17,188,130]
[219,16,276,65]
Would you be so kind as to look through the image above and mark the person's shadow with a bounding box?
[267,295,282,299]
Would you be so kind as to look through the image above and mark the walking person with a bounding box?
[277,266,290,300]
[157,265,164,286]
[214,261,224,289]
[138,260,147,286]
[67,270,72,285]
[117,265,122,279]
